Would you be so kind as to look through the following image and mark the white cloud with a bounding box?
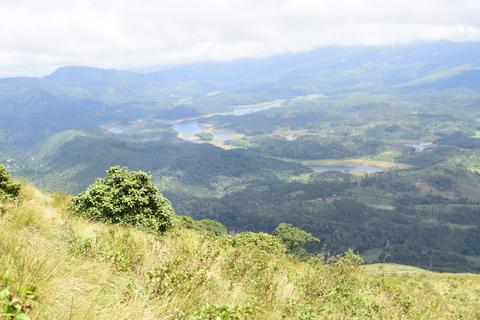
[0,0,479,76]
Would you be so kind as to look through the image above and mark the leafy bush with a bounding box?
[0,165,21,214]
[0,164,20,200]
[228,232,285,255]
[69,166,174,232]
[177,216,227,236]
[273,223,319,255]
[196,219,227,236]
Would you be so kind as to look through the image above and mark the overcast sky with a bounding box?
[1,0,480,77]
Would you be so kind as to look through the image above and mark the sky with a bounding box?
[1,0,480,77]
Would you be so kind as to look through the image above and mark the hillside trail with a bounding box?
[27,187,65,224]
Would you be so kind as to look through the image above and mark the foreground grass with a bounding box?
[1,185,479,319]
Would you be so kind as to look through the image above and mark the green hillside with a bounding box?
[1,167,480,319]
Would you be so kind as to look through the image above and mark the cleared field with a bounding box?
[297,158,410,170]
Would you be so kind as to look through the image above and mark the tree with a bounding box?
[273,223,319,255]
[69,166,174,232]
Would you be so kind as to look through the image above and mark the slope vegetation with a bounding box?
[1,183,479,319]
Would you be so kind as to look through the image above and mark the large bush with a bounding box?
[69,166,174,232]
[273,223,319,255]
[0,164,20,201]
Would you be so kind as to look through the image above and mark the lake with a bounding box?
[310,165,383,173]
[173,121,236,143]
[173,121,202,137]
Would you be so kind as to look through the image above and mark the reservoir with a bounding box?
[173,98,285,142]
[173,120,236,143]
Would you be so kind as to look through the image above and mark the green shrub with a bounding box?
[273,223,319,255]
[196,219,227,236]
[69,166,174,232]
[177,215,197,229]
[177,216,227,236]
[0,164,20,200]
[228,232,286,255]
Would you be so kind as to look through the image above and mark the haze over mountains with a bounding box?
[4,42,480,103]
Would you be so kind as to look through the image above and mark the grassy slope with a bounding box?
[1,185,479,319]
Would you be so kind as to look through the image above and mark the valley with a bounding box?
[1,42,480,273]
[4,1,480,318]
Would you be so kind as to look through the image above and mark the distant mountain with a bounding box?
[1,41,479,154]
[0,41,479,149]
[0,89,105,149]
[2,41,479,107]
[146,41,480,96]
[398,67,480,91]
[44,66,170,103]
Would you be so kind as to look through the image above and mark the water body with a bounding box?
[172,121,202,142]
[172,101,278,142]
[310,165,383,173]
[173,121,236,143]
[404,142,432,152]
[173,97,305,142]
[173,121,202,136]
